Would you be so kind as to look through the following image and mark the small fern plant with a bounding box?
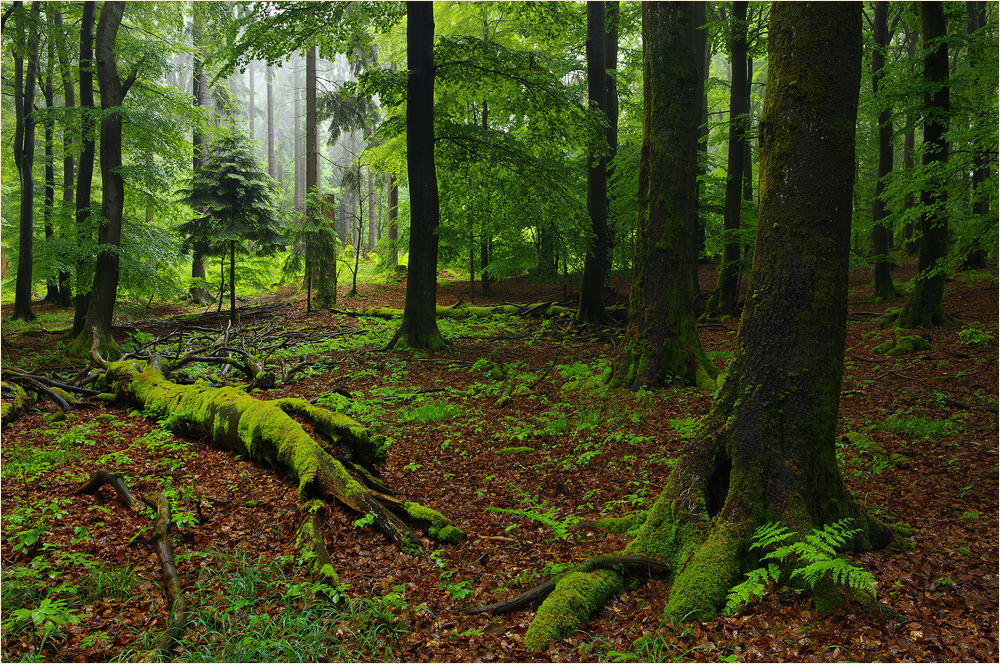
[723,519,877,615]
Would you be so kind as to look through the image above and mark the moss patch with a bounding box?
[524,569,623,651]
[404,501,466,544]
[873,334,933,356]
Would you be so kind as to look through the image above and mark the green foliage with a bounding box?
[724,520,877,615]
[669,417,702,440]
[957,323,994,346]
[873,409,960,442]
[400,399,463,424]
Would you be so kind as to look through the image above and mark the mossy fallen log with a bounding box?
[334,302,577,320]
[1,382,32,428]
[100,359,462,555]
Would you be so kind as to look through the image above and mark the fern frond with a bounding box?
[749,522,793,552]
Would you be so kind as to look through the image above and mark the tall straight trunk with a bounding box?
[71,1,97,337]
[248,61,255,146]
[12,1,41,322]
[961,0,989,270]
[75,0,137,354]
[609,1,718,392]
[577,1,610,324]
[480,99,492,295]
[368,167,375,252]
[267,65,276,179]
[693,0,709,291]
[294,56,303,212]
[54,10,74,307]
[388,173,399,267]
[43,27,59,304]
[229,240,236,319]
[390,1,445,350]
[871,1,899,300]
[901,24,920,255]
[189,1,213,305]
[742,59,753,205]
[306,46,318,222]
[605,0,619,280]
[894,2,957,328]
[704,0,748,320]
[526,7,892,648]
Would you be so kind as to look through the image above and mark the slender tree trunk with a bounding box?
[894,2,957,328]
[368,167,375,252]
[189,2,213,306]
[294,55,303,213]
[306,46,318,223]
[578,1,610,324]
[609,2,718,392]
[12,1,41,322]
[229,240,237,320]
[43,28,59,305]
[54,10,74,307]
[480,99,492,295]
[961,0,989,270]
[248,61,255,146]
[391,1,445,350]
[693,0,709,292]
[388,173,399,267]
[901,24,919,255]
[71,1,96,337]
[871,1,899,300]
[74,0,136,354]
[527,5,892,649]
[704,0,748,320]
[605,1,619,283]
[267,64,276,179]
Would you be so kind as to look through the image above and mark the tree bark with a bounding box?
[248,60,255,146]
[609,2,718,392]
[391,1,445,350]
[961,1,990,270]
[704,1,748,320]
[267,64,276,179]
[526,4,893,649]
[871,1,899,300]
[605,1,619,281]
[12,1,41,323]
[42,24,59,305]
[73,1,136,355]
[388,173,399,267]
[893,2,957,328]
[71,1,97,338]
[693,0,710,291]
[577,1,610,325]
[54,10,74,307]
[189,1,214,306]
[900,23,920,255]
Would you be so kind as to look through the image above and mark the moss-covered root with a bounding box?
[524,569,623,651]
[403,501,466,544]
[1,382,32,429]
[295,502,341,600]
[662,523,741,622]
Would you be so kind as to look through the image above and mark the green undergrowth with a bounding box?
[870,408,962,442]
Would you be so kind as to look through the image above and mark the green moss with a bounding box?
[874,335,933,356]
[43,412,68,425]
[588,511,649,534]
[404,501,466,543]
[495,446,535,455]
[524,569,623,651]
[663,522,741,622]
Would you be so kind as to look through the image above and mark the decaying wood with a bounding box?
[73,470,185,656]
[465,555,670,616]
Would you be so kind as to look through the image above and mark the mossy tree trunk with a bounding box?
[577,1,611,325]
[703,1,749,321]
[870,1,899,301]
[103,360,463,554]
[527,4,894,649]
[892,2,958,328]
[609,2,717,392]
[392,2,446,350]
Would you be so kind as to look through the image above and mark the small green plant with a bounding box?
[873,409,959,442]
[724,519,877,615]
[957,323,994,346]
[6,597,81,654]
[958,511,979,525]
[486,504,581,540]
[353,513,376,528]
[401,399,463,423]
[669,417,702,439]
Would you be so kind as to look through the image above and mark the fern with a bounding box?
[485,506,581,540]
[724,519,876,615]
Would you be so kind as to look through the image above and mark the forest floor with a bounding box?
[1,260,997,663]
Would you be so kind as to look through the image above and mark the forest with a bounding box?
[1,1,997,662]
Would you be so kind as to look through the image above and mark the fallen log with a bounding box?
[334,302,578,321]
[99,359,462,554]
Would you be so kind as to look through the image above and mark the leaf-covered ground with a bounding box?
[2,261,997,662]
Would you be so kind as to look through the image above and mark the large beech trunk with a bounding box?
[102,360,463,554]
[525,4,895,650]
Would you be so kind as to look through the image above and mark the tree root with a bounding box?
[465,554,669,616]
[295,503,341,602]
[73,470,186,657]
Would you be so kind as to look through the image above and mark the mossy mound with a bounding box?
[873,334,933,356]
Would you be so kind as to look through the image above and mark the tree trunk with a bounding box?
[704,1,748,320]
[43,26,59,305]
[605,0,619,282]
[368,166,376,252]
[306,45,319,226]
[12,1,41,323]
[248,60,255,146]
[480,100,492,295]
[54,10,74,307]
[388,173,399,267]
[577,1,610,324]
[961,1,989,270]
[900,24,920,255]
[189,2,214,306]
[391,1,445,350]
[71,1,97,338]
[526,4,894,649]
[871,1,899,300]
[609,2,718,393]
[893,2,957,328]
[294,55,303,213]
[315,193,338,309]
[693,0,709,292]
[102,360,463,554]
[229,240,236,320]
[267,64,276,179]
[73,1,135,355]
